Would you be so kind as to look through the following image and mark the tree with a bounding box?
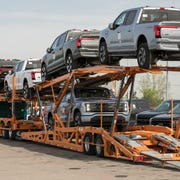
[139,74,168,107]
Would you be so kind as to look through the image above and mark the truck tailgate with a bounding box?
[80,33,99,49]
[160,22,180,40]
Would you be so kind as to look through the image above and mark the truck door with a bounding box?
[46,36,61,72]
[15,61,24,90]
[108,10,137,52]
[53,32,67,68]
[108,11,128,52]
[120,10,137,51]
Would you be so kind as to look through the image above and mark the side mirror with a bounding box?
[46,47,52,53]
[8,70,14,75]
[108,23,114,30]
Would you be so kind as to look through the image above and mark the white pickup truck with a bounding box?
[4,58,42,98]
[99,7,180,68]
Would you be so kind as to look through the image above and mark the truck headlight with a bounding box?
[85,103,98,112]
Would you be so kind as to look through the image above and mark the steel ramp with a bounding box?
[141,151,180,168]
[153,133,180,147]
[114,134,144,147]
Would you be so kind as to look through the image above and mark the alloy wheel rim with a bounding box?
[138,47,146,66]
[100,46,106,63]
[67,56,72,72]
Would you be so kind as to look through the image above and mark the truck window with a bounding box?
[139,9,180,23]
[113,11,128,28]
[125,10,137,25]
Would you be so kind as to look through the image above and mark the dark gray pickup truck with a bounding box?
[41,29,99,80]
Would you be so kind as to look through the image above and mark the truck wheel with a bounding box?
[137,42,152,69]
[84,133,95,155]
[66,53,78,73]
[41,63,47,82]
[48,115,54,130]
[74,111,82,126]
[23,81,31,98]
[95,134,104,157]
[99,41,109,64]
[4,82,11,98]
[2,125,9,139]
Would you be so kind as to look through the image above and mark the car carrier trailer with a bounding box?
[0,65,180,168]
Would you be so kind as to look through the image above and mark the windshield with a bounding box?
[172,104,180,114]
[155,100,180,112]
[140,9,180,23]
[155,101,171,112]
[67,31,82,40]
[74,88,115,98]
[25,60,41,70]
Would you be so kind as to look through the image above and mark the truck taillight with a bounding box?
[31,72,39,80]
[76,37,95,47]
[154,26,161,38]
[154,25,180,38]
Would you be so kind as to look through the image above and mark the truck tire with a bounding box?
[95,134,104,157]
[99,41,109,64]
[137,42,153,69]
[4,82,11,99]
[66,53,78,73]
[48,115,54,130]
[41,63,47,82]
[9,130,17,140]
[2,125,9,139]
[23,81,32,99]
[84,133,95,155]
[74,111,82,126]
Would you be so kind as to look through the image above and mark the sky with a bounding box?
[0,0,180,98]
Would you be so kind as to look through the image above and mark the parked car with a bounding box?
[99,7,180,69]
[129,99,150,125]
[41,29,99,81]
[150,103,180,129]
[136,99,180,125]
[44,87,129,130]
[4,58,42,98]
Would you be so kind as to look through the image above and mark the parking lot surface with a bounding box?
[0,138,179,180]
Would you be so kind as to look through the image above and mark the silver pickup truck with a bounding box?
[99,7,180,69]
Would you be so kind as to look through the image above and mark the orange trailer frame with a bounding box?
[1,65,180,168]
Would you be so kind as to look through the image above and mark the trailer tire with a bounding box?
[2,125,9,139]
[95,134,104,157]
[84,133,95,155]
[9,130,17,140]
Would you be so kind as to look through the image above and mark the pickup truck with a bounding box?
[99,7,180,69]
[4,58,42,98]
[0,59,19,92]
[43,87,129,130]
[41,29,99,80]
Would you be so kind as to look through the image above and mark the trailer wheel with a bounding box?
[2,125,9,139]
[84,133,95,155]
[9,130,17,140]
[95,134,104,157]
